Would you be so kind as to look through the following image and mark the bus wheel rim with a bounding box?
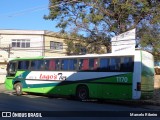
[16,85,21,93]
[79,89,87,99]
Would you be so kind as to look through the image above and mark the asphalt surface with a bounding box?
[0,74,159,120]
[0,83,160,106]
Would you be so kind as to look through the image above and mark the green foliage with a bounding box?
[138,23,160,60]
[44,0,160,55]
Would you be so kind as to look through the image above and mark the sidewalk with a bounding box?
[0,83,6,93]
[0,71,6,83]
[151,75,160,105]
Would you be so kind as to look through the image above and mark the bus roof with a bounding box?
[8,50,151,61]
[45,52,135,59]
[8,56,44,61]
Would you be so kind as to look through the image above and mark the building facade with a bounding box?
[44,31,67,57]
[0,29,107,83]
[0,29,67,83]
[0,29,67,59]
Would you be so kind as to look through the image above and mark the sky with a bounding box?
[0,0,60,32]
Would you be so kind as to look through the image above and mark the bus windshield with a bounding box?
[7,62,17,76]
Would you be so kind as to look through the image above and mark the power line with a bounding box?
[0,5,47,18]
[0,0,80,18]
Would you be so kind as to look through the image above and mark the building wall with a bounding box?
[0,29,107,84]
[0,54,7,84]
[44,35,67,57]
[0,34,44,58]
[0,30,45,83]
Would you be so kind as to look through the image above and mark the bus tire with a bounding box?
[76,85,89,101]
[14,82,22,96]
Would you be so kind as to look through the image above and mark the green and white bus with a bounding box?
[5,50,154,100]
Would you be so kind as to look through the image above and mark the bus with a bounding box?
[5,50,154,100]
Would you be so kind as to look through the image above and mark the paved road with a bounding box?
[0,91,148,111]
[0,84,160,120]
[0,83,158,111]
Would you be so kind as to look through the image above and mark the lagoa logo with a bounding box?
[40,73,58,80]
[39,73,66,80]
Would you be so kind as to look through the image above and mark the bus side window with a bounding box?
[110,58,121,72]
[122,57,134,72]
[31,60,44,70]
[79,59,89,71]
[89,58,98,70]
[49,60,56,70]
[55,60,60,70]
[44,60,49,70]
[61,59,69,70]
[99,58,110,71]
[18,61,29,70]
[44,59,59,71]
[69,59,77,71]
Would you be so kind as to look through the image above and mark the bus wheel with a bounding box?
[14,83,22,96]
[76,85,89,101]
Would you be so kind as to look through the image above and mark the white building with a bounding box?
[0,29,46,59]
[0,29,67,83]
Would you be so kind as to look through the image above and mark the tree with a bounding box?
[44,0,160,54]
[137,23,160,60]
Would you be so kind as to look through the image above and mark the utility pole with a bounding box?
[8,44,10,58]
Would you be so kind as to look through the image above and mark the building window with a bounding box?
[50,41,63,50]
[11,39,30,48]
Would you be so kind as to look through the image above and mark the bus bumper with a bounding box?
[5,78,14,90]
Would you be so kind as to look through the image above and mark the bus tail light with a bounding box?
[137,82,141,91]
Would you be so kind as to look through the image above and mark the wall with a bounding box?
[155,75,160,89]
[0,64,7,84]
[44,35,67,57]
[0,30,45,83]
[0,34,44,58]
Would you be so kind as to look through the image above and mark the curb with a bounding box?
[103,99,160,106]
